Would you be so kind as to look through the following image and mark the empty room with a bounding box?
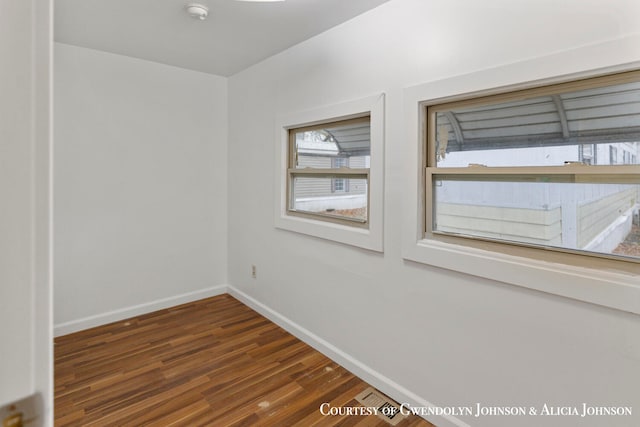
[1,0,640,426]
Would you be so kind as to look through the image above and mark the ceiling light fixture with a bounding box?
[185,3,208,20]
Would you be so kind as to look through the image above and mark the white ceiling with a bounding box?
[55,0,391,76]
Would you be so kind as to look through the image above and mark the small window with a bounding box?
[275,93,384,251]
[425,71,640,262]
[331,158,350,193]
[287,116,370,226]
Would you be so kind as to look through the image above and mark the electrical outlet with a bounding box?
[251,265,257,279]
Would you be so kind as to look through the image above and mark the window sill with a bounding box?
[403,238,640,314]
[275,213,380,251]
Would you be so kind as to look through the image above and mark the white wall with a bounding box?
[0,0,53,423]
[228,1,640,426]
[54,44,228,330]
[0,0,36,406]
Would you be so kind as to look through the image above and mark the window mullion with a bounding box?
[289,168,369,177]
[428,166,640,184]
[427,165,640,175]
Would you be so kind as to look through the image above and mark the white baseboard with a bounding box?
[53,285,228,337]
[227,285,469,427]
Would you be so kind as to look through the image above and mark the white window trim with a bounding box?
[403,49,640,314]
[275,94,384,252]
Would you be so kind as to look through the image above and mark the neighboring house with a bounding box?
[437,142,639,253]
[295,153,369,197]
[293,125,370,214]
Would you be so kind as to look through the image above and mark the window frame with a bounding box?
[275,94,385,252]
[287,116,370,228]
[423,70,640,266]
[402,55,640,315]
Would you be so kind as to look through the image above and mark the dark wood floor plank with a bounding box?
[55,294,434,427]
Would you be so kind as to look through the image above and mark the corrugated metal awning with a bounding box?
[437,81,640,152]
[297,121,371,157]
[325,122,370,156]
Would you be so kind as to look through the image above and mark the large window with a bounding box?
[425,71,640,262]
[288,116,370,226]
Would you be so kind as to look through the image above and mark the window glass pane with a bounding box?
[294,119,370,169]
[433,178,640,259]
[434,81,640,167]
[291,176,368,222]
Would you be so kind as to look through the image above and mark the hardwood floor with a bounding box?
[55,294,434,426]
